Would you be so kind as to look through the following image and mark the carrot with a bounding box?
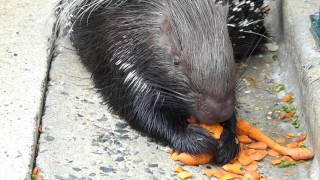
[175,152,213,165]
[174,164,184,173]
[177,171,193,179]
[244,170,260,180]
[238,150,253,166]
[281,156,294,163]
[218,173,242,180]
[202,169,225,178]
[271,159,281,165]
[222,163,245,175]
[244,149,256,155]
[267,149,280,157]
[286,132,294,138]
[294,133,307,142]
[275,138,285,144]
[247,142,268,150]
[286,142,299,148]
[280,112,295,120]
[238,135,253,144]
[200,123,223,140]
[282,95,294,103]
[236,119,314,160]
[246,161,258,171]
[187,116,197,124]
[248,150,267,161]
[171,151,179,161]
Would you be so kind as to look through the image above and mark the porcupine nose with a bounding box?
[194,95,234,124]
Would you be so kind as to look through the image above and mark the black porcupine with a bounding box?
[55,0,268,164]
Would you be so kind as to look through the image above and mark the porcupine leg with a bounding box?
[214,113,240,165]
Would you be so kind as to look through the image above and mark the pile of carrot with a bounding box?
[171,118,314,179]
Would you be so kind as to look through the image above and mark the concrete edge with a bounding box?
[282,0,320,167]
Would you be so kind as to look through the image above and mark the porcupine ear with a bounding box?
[159,16,181,62]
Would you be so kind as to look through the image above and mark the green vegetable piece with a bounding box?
[278,160,296,168]
[275,84,285,92]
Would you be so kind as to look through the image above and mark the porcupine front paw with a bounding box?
[214,114,240,165]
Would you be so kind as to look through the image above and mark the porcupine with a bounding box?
[55,0,269,164]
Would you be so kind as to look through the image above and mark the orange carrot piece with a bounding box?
[282,95,294,103]
[281,156,295,163]
[177,171,193,179]
[202,169,225,178]
[294,133,307,143]
[280,112,295,120]
[238,135,253,144]
[236,119,314,160]
[238,150,253,166]
[244,149,256,155]
[200,123,223,140]
[176,153,213,165]
[222,163,245,175]
[171,152,179,161]
[246,161,258,171]
[248,150,267,161]
[218,173,242,180]
[275,138,285,144]
[248,142,268,150]
[271,159,281,165]
[244,170,260,180]
[286,132,294,138]
[286,142,299,148]
[267,149,280,157]
[187,116,197,124]
[174,165,184,173]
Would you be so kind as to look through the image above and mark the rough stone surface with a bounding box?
[0,0,54,179]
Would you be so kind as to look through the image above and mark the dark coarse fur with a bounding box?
[57,0,267,165]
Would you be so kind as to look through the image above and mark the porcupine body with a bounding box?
[55,0,268,164]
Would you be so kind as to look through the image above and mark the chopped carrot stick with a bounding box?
[248,150,267,161]
[202,169,225,178]
[174,165,184,173]
[175,152,213,165]
[238,150,253,166]
[218,173,242,180]
[294,133,307,143]
[282,95,294,103]
[244,170,260,180]
[286,142,299,148]
[244,149,256,155]
[271,159,281,165]
[286,132,294,138]
[222,163,245,175]
[267,149,280,157]
[246,161,258,171]
[248,142,268,150]
[238,135,253,144]
[275,138,285,144]
[200,123,223,140]
[281,156,294,163]
[171,152,179,161]
[236,119,314,160]
[177,171,193,179]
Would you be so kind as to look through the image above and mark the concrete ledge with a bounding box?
[282,0,320,166]
[0,1,54,179]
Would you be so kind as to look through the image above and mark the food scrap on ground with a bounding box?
[170,118,314,179]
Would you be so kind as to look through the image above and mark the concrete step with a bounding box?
[0,0,55,179]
